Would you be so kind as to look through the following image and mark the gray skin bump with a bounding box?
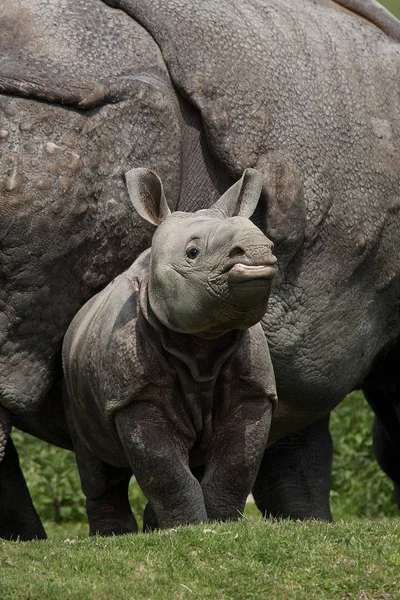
[0,0,400,538]
[62,168,277,533]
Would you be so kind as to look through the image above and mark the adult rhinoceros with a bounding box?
[0,0,399,539]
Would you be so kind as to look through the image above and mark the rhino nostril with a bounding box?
[229,245,245,258]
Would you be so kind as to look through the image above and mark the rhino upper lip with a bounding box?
[227,263,277,282]
[225,254,277,270]
[224,255,277,282]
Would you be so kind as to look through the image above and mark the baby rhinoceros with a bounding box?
[62,167,277,536]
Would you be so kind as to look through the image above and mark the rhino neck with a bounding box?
[139,281,244,382]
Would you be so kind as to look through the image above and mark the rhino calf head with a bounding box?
[126,167,277,337]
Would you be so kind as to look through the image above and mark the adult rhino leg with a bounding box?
[0,407,46,540]
[371,418,400,507]
[363,341,400,509]
[252,415,333,521]
[142,502,158,533]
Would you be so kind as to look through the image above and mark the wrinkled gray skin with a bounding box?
[0,0,400,538]
[62,167,277,533]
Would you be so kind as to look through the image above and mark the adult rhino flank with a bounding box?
[63,168,277,534]
[0,0,400,539]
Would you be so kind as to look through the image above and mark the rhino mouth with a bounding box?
[227,263,276,283]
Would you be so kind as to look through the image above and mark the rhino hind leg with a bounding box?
[86,469,138,537]
[72,439,138,537]
[371,417,400,508]
[0,430,46,541]
[68,418,138,536]
[363,341,400,510]
[252,416,333,521]
[143,502,158,532]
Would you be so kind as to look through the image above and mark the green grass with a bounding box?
[1,519,400,600]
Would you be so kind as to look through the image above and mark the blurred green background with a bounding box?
[10,0,400,529]
[381,0,400,18]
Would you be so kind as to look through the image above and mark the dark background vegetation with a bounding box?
[10,0,400,527]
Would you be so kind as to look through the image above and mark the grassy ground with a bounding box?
[1,519,400,600]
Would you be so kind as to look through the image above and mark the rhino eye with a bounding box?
[186,247,200,259]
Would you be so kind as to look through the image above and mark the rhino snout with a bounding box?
[224,244,277,283]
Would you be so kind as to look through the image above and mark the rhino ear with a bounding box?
[125,168,171,226]
[210,168,263,218]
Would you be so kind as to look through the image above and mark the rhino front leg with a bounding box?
[115,404,207,529]
[252,415,333,521]
[142,466,206,532]
[0,407,46,540]
[201,400,273,522]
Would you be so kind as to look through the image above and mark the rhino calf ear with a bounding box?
[125,167,171,226]
[210,168,263,219]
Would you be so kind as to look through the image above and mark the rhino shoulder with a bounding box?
[63,249,151,373]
